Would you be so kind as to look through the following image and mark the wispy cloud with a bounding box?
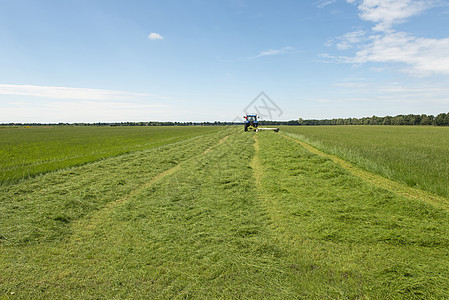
[349,0,429,32]
[325,0,449,76]
[346,32,449,76]
[0,85,175,122]
[148,32,163,40]
[248,47,295,59]
[1,100,170,123]
[0,84,168,101]
[316,0,337,9]
[258,47,293,57]
[333,79,449,103]
[326,30,368,50]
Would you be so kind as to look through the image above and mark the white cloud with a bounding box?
[335,30,368,50]
[148,32,163,40]
[333,79,449,103]
[331,0,449,76]
[0,100,170,123]
[254,47,294,58]
[0,84,165,101]
[348,0,430,31]
[316,0,337,9]
[347,32,449,75]
[324,40,333,47]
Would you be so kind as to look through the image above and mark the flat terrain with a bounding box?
[281,125,449,198]
[1,126,449,298]
[0,126,221,184]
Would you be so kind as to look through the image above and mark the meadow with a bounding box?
[0,126,220,184]
[281,125,449,198]
[1,126,449,298]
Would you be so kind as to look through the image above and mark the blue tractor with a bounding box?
[244,114,259,131]
[243,114,279,132]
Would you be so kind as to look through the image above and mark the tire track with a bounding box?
[280,132,449,212]
[250,134,294,242]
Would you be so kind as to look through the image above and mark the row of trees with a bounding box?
[259,113,449,126]
[300,113,449,126]
[3,113,449,127]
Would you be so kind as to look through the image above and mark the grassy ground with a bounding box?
[280,125,449,198]
[256,132,449,298]
[2,129,449,298]
[0,126,221,184]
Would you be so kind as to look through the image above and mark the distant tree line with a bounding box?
[2,113,449,127]
[259,113,449,126]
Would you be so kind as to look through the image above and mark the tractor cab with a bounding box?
[244,114,259,131]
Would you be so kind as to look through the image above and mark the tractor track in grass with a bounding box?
[68,131,237,243]
[251,134,314,246]
[251,135,284,233]
[280,132,449,212]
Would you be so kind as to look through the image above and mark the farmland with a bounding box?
[0,126,221,184]
[281,125,449,198]
[1,126,449,298]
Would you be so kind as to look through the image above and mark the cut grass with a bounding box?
[281,125,449,199]
[0,127,236,246]
[1,129,449,298]
[280,132,449,213]
[255,132,449,298]
[0,126,222,184]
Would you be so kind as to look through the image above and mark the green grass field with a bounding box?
[0,126,221,184]
[281,125,449,198]
[1,126,449,298]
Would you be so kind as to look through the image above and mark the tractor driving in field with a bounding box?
[243,114,279,132]
[244,114,259,131]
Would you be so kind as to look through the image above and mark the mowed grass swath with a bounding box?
[0,126,221,184]
[1,127,449,298]
[281,125,449,198]
[0,127,236,246]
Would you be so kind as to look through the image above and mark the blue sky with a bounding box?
[1,0,449,122]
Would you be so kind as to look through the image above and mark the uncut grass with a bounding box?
[0,126,221,184]
[0,127,235,246]
[281,125,449,199]
[256,132,449,298]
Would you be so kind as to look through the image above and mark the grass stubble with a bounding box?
[1,128,449,298]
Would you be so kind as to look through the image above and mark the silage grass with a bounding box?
[1,130,449,298]
[256,132,449,298]
[0,126,222,184]
[280,125,449,199]
[0,127,235,246]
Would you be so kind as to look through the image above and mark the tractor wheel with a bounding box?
[244,124,248,132]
